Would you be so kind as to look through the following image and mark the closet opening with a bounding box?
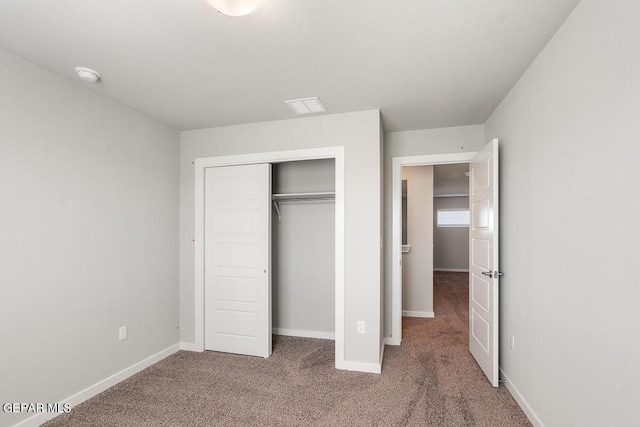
[271,159,336,341]
[194,146,345,368]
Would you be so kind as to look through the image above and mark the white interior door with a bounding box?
[469,138,500,387]
[204,163,271,358]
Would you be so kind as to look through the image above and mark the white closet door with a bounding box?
[204,163,271,358]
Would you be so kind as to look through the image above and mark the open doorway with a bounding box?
[271,159,336,341]
[390,152,476,345]
[401,166,435,319]
[400,164,470,322]
[433,163,471,275]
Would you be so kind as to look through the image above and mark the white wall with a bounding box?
[433,196,469,271]
[0,49,180,427]
[272,160,335,337]
[180,110,382,366]
[401,166,434,317]
[383,125,485,336]
[485,0,640,425]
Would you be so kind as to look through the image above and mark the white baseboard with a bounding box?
[336,359,382,374]
[384,336,400,346]
[500,369,544,427]
[273,328,335,340]
[179,341,202,352]
[13,344,180,427]
[402,310,435,318]
[433,268,469,272]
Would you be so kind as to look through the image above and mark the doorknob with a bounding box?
[481,271,504,278]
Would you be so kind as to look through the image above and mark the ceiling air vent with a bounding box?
[284,97,327,115]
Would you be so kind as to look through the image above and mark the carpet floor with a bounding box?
[45,272,530,426]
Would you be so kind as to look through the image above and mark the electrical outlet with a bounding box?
[357,321,365,334]
[119,326,128,341]
[509,335,515,351]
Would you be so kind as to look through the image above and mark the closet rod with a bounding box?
[272,192,335,224]
[272,191,335,201]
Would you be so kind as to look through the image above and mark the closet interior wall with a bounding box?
[271,159,336,339]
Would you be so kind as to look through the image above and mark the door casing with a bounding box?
[389,152,477,345]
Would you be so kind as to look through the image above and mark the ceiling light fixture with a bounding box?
[207,0,261,17]
[284,97,327,115]
[75,67,101,83]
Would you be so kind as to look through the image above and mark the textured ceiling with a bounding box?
[0,0,581,131]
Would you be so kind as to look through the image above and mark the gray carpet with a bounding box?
[45,272,530,426]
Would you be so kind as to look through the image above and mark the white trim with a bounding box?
[340,360,382,374]
[379,341,386,366]
[384,336,400,346]
[392,152,477,345]
[334,151,345,370]
[500,369,544,427]
[13,344,180,427]
[194,147,345,369]
[179,341,201,352]
[273,328,335,340]
[433,268,469,273]
[402,310,435,318]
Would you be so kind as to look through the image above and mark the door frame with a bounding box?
[390,152,477,345]
[194,146,345,368]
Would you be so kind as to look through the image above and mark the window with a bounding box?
[437,209,470,227]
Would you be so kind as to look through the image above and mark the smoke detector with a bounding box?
[75,67,101,83]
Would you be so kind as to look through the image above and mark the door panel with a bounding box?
[473,157,490,190]
[472,199,490,229]
[469,139,500,387]
[216,277,258,302]
[215,209,258,234]
[215,310,258,337]
[471,238,490,269]
[215,243,259,267]
[204,163,271,358]
[471,308,490,352]
[471,274,490,311]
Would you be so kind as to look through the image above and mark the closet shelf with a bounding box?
[272,192,335,201]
